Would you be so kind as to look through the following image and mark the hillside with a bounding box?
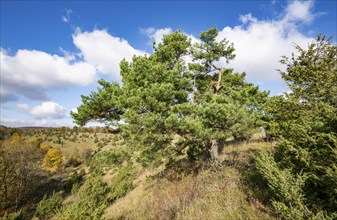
[0,127,275,219]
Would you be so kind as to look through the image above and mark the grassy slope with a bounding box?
[105,139,275,220]
[1,128,275,219]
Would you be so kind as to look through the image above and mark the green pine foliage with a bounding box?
[34,192,62,219]
[58,175,109,220]
[168,27,268,160]
[108,165,136,201]
[256,35,337,218]
[89,148,131,174]
[71,27,268,163]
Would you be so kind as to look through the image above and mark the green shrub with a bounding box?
[254,149,311,219]
[94,136,99,143]
[71,182,80,194]
[109,166,135,201]
[257,36,337,218]
[89,149,131,174]
[58,175,109,220]
[35,192,62,219]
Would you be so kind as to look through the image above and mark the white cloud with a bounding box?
[143,1,315,95]
[283,0,314,24]
[0,48,96,101]
[1,28,146,103]
[141,27,173,45]
[142,27,200,46]
[215,0,314,90]
[72,28,146,82]
[239,13,257,24]
[17,101,67,119]
[0,117,72,127]
[17,103,30,112]
[70,108,78,114]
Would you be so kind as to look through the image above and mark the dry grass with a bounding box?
[105,150,274,220]
[19,129,275,220]
[104,164,165,219]
[121,166,273,220]
[220,138,276,167]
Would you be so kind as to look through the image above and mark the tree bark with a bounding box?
[215,68,223,94]
[210,139,220,161]
[211,63,222,95]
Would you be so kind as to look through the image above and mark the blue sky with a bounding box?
[1,0,336,127]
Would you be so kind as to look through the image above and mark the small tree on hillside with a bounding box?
[256,35,337,218]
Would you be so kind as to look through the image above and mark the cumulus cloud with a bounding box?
[141,27,173,45]
[215,0,314,90]
[141,2,314,94]
[17,101,67,119]
[72,28,146,82]
[239,13,257,24]
[1,28,145,103]
[70,108,78,114]
[142,27,200,46]
[0,48,96,102]
[283,0,314,24]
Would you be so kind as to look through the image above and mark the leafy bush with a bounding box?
[89,149,131,174]
[257,36,337,218]
[71,182,80,194]
[94,136,99,143]
[109,166,135,201]
[254,149,312,219]
[35,192,62,219]
[42,148,63,173]
[58,175,109,220]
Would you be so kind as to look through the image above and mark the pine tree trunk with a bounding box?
[215,69,223,95]
[210,139,219,161]
[211,63,222,95]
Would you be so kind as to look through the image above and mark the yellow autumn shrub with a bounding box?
[43,148,63,173]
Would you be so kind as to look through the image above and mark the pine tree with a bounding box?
[167,26,268,160]
[71,27,268,163]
